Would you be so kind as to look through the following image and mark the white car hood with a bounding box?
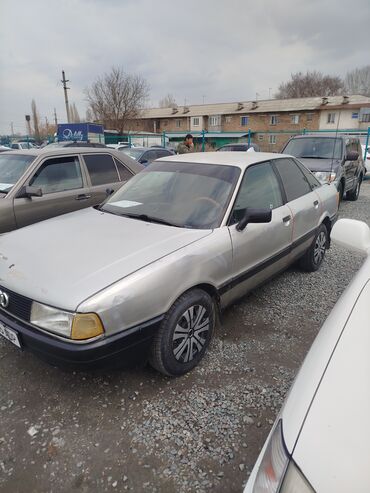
[290,278,370,492]
[0,207,211,311]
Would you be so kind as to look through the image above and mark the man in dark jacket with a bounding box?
[177,134,194,154]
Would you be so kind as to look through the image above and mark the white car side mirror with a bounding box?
[331,219,370,255]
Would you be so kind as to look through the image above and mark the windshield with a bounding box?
[102,161,241,229]
[284,137,343,160]
[120,148,145,160]
[0,154,36,193]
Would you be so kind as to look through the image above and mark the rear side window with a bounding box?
[84,154,120,186]
[294,160,321,189]
[229,162,283,224]
[30,156,83,194]
[274,158,312,201]
[114,159,133,182]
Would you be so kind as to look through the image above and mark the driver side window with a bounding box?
[230,162,283,225]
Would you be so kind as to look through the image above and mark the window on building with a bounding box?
[192,117,200,126]
[361,113,370,123]
[225,116,232,123]
[209,116,221,126]
[163,120,168,127]
[270,115,279,125]
[176,119,181,128]
[269,135,277,145]
[327,113,336,124]
[306,113,314,122]
[352,112,359,119]
[240,116,249,126]
[291,114,299,124]
[257,134,264,142]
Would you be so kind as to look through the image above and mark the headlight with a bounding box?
[31,302,104,340]
[252,420,314,493]
[313,171,336,184]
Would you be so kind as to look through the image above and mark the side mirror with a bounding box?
[17,186,43,199]
[106,188,114,196]
[332,219,370,255]
[345,151,359,161]
[236,208,272,232]
[140,159,148,165]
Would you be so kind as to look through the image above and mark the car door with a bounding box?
[273,157,322,261]
[13,154,90,228]
[82,153,125,204]
[223,161,293,306]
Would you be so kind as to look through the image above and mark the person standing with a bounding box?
[177,134,194,154]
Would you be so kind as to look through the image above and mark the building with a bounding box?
[130,95,370,151]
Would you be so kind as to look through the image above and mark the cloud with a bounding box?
[0,0,369,134]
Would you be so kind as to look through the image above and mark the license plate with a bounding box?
[0,322,21,348]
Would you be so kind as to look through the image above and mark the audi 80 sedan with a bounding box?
[244,218,370,493]
[0,148,142,233]
[0,152,338,376]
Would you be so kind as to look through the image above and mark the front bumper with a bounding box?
[0,309,163,370]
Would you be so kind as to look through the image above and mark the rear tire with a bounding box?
[149,289,215,376]
[346,175,362,201]
[337,182,344,203]
[299,223,328,272]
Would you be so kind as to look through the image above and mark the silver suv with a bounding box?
[0,148,143,233]
[282,135,365,202]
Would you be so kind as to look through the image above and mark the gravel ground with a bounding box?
[0,181,369,493]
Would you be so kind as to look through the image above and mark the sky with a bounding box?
[0,0,369,135]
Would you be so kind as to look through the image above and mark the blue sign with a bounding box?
[57,123,104,142]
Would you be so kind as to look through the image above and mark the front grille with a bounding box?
[0,285,32,321]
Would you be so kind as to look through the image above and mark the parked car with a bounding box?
[45,142,107,148]
[11,142,36,150]
[281,134,365,201]
[120,146,175,165]
[0,148,142,233]
[217,143,260,152]
[0,145,12,152]
[361,144,370,174]
[0,152,337,374]
[244,217,370,493]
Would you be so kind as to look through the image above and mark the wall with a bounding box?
[319,109,360,130]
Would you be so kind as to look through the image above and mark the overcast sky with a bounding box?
[0,0,369,135]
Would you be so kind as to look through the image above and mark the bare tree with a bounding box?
[275,71,344,99]
[85,67,149,133]
[159,93,177,108]
[344,66,370,97]
[31,99,41,141]
[69,102,81,123]
[85,108,94,122]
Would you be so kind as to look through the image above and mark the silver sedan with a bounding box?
[0,152,338,375]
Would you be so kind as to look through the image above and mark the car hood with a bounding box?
[0,207,212,311]
[282,266,370,492]
[299,158,341,173]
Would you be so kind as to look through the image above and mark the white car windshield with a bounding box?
[102,161,240,229]
[0,154,36,193]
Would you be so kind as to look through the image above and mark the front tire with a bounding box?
[346,175,362,201]
[299,223,328,272]
[149,289,215,376]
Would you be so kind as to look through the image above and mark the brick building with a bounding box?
[129,95,370,151]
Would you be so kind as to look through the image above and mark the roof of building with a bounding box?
[139,95,370,119]
[160,151,292,169]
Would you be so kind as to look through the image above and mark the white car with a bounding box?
[361,144,370,174]
[244,217,370,493]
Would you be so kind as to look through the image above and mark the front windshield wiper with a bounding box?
[116,212,182,228]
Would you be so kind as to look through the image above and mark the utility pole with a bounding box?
[10,122,14,135]
[61,70,71,123]
[25,115,31,136]
[53,108,58,126]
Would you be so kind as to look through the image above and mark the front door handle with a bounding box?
[75,194,92,201]
[282,215,291,223]
[313,200,319,208]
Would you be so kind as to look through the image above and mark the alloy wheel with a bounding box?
[314,231,326,264]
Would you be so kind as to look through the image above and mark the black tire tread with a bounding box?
[299,223,328,272]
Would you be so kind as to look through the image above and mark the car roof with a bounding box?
[160,151,291,169]
[289,134,347,140]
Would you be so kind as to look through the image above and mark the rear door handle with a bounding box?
[282,215,291,223]
[75,194,92,201]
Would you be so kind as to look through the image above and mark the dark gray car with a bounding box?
[121,147,175,166]
[282,135,365,201]
[0,147,143,233]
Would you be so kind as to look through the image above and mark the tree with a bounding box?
[275,71,343,99]
[85,108,94,122]
[85,67,149,133]
[344,66,370,97]
[70,102,81,123]
[31,99,41,141]
[159,93,177,108]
